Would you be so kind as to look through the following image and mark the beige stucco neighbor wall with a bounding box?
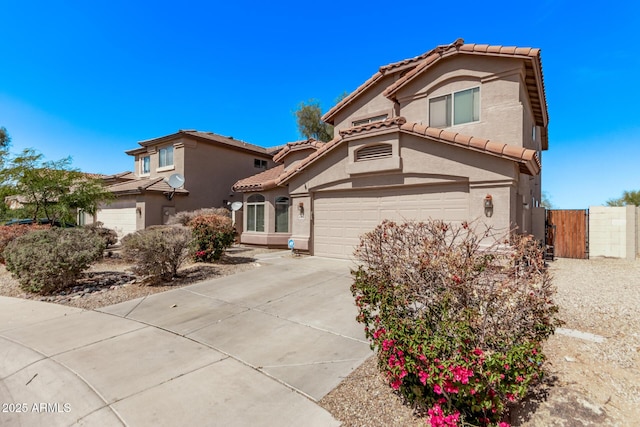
[589,206,638,259]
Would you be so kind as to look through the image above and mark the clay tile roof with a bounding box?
[399,121,541,175]
[106,177,189,196]
[272,139,325,163]
[338,117,407,137]
[323,39,465,125]
[232,164,286,192]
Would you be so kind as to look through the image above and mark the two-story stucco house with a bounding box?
[94,130,277,239]
[233,39,549,259]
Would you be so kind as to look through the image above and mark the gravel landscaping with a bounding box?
[1,250,638,426]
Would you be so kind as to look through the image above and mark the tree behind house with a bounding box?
[606,190,640,207]
[294,99,334,142]
[1,148,113,224]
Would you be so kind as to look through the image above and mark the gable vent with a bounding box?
[356,144,393,161]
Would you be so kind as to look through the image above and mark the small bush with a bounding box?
[4,227,105,294]
[121,225,193,282]
[0,224,50,263]
[351,220,562,426]
[83,222,118,247]
[167,207,231,226]
[189,214,235,262]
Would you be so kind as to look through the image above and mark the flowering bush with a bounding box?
[167,207,231,226]
[351,220,562,426]
[189,214,235,263]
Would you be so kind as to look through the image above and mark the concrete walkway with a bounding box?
[0,254,372,426]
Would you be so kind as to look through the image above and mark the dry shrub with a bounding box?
[4,227,105,294]
[167,207,231,226]
[121,225,193,282]
[0,224,50,263]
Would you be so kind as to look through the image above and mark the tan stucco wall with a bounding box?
[396,56,527,148]
[332,74,397,134]
[286,129,524,251]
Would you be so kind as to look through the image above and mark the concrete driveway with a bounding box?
[0,254,372,426]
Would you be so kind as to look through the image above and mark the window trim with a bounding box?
[140,155,151,175]
[274,196,290,233]
[158,145,174,169]
[246,194,266,232]
[428,86,480,128]
[352,114,388,127]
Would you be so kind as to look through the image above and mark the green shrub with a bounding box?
[0,224,50,263]
[4,227,105,294]
[351,220,562,427]
[189,214,235,262]
[121,225,193,282]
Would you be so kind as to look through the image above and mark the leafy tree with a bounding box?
[541,191,554,209]
[1,148,113,224]
[606,190,640,207]
[294,99,334,142]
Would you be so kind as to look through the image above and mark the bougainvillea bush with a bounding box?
[351,220,562,427]
[189,214,235,263]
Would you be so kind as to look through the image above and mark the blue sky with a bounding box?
[1,1,638,209]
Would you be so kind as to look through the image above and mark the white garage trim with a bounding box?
[313,183,469,259]
[96,207,137,241]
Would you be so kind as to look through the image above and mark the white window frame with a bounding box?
[274,196,290,233]
[140,155,150,175]
[246,194,266,232]
[428,86,480,128]
[158,145,174,170]
[352,114,388,127]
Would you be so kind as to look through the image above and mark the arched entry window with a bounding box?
[275,196,290,233]
[247,194,265,232]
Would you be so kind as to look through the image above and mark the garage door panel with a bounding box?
[96,208,137,241]
[313,184,469,259]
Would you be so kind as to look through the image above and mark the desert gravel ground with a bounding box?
[1,251,639,426]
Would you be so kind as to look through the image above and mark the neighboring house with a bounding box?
[233,39,548,259]
[93,130,277,239]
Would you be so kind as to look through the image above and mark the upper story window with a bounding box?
[352,114,388,127]
[141,155,150,175]
[254,159,267,169]
[429,87,480,127]
[159,146,174,168]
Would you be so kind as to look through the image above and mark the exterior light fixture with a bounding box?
[484,194,493,217]
[297,202,304,218]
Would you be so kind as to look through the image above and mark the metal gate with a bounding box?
[546,209,589,259]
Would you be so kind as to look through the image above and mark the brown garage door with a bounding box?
[313,184,469,259]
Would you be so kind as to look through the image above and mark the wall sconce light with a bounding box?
[136,207,142,217]
[484,194,493,217]
[297,202,304,218]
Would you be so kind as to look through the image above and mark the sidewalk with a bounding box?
[0,255,372,426]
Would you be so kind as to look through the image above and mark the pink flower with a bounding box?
[382,339,395,351]
[443,381,459,394]
[499,422,511,427]
[472,348,483,356]
[419,370,429,385]
[373,328,386,339]
[516,375,524,383]
[507,393,516,402]
[433,384,443,395]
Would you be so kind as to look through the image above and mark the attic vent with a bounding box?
[356,144,393,161]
